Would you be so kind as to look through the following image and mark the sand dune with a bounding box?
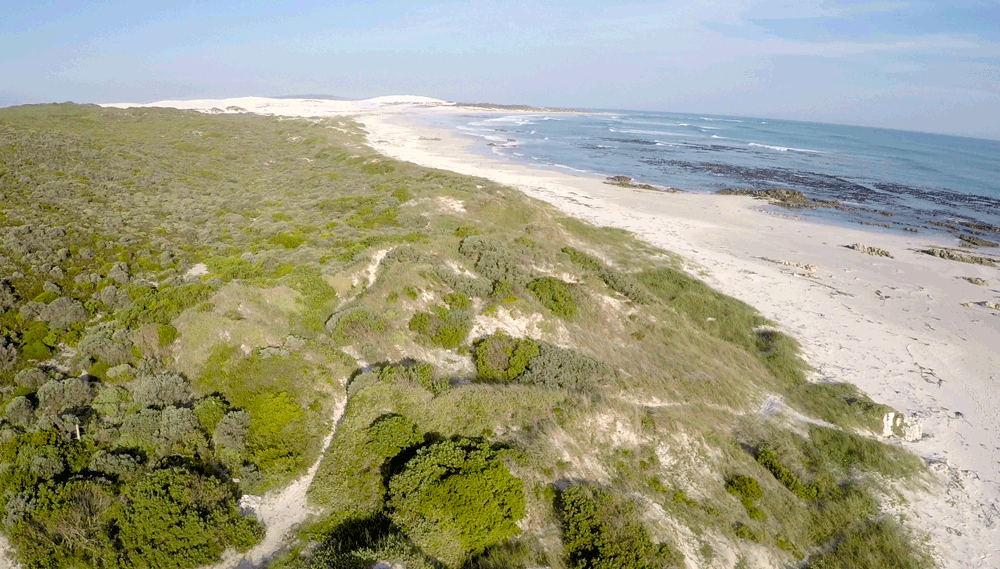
[99,97,1000,569]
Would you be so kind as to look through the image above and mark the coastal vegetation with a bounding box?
[0,104,933,569]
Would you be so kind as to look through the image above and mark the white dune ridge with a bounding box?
[102,95,454,117]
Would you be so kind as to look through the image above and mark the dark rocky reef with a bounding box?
[845,244,893,258]
[716,188,839,210]
[605,176,678,192]
[959,234,998,248]
[922,248,997,267]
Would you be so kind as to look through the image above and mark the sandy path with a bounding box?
[358,110,1000,569]
[207,390,347,569]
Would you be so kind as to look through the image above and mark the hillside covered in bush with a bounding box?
[0,104,931,569]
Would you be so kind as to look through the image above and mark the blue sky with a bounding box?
[2,0,998,139]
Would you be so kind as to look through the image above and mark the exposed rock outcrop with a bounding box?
[846,244,893,258]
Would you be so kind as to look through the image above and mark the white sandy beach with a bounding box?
[99,97,1000,568]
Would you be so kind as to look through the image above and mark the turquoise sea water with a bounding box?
[428,110,1000,236]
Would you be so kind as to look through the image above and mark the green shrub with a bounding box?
[561,246,603,272]
[269,231,305,249]
[366,414,423,458]
[527,277,577,318]
[133,372,192,408]
[473,332,539,383]
[725,474,762,502]
[113,468,263,568]
[733,523,764,542]
[755,447,822,500]
[726,474,767,521]
[600,271,656,304]
[454,225,478,238]
[489,280,514,299]
[205,256,266,281]
[557,485,682,569]
[117,283,214,328]
[157,324,180,346]
[193,395,228,432]
[245,391,306,477]
[409,305,472,349]
[328,307,388,344]
[388,438,524,567]
[459,237,530,287]
[517,342,610,391]
[377,361,447,395]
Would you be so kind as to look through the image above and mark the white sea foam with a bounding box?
[711,135,727,139]
[701,117,743,123]
[621,119,696,128]
[485,115,536,126]
[550,163,591,174]
[617,128,685,137]
[748,142,822,153]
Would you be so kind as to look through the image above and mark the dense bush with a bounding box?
[4,396,35,427]
[36,377,92,414]
[459,236,530,287]
[527,277,577,318]
[214,409,251,450]
[133,372,193,408]
[376,361,448,395]
[562,247,655,304]
[434,265,493,299]
[557,485,682,569]
[472,332,609,391]
[114,468,263,569]
[388,438,524,567]
[117,283,214,329]
[366,414,423,458]
[409,301,472,349]
[74,326,135,369]
[327,307,388,343]
[754,447,822,500]
[726,474,767,521]
[518,342,610,391]
[473,331,539,383]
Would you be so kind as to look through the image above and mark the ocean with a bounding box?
[425,109,1000,238]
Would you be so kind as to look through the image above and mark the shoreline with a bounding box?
[423,108,1000,245]
[359,109,1000,569]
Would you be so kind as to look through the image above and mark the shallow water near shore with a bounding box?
[427,109,1000,239]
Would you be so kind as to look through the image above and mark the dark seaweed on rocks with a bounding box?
[716,188,839,210]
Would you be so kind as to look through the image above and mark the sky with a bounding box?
[2,0,998,140]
